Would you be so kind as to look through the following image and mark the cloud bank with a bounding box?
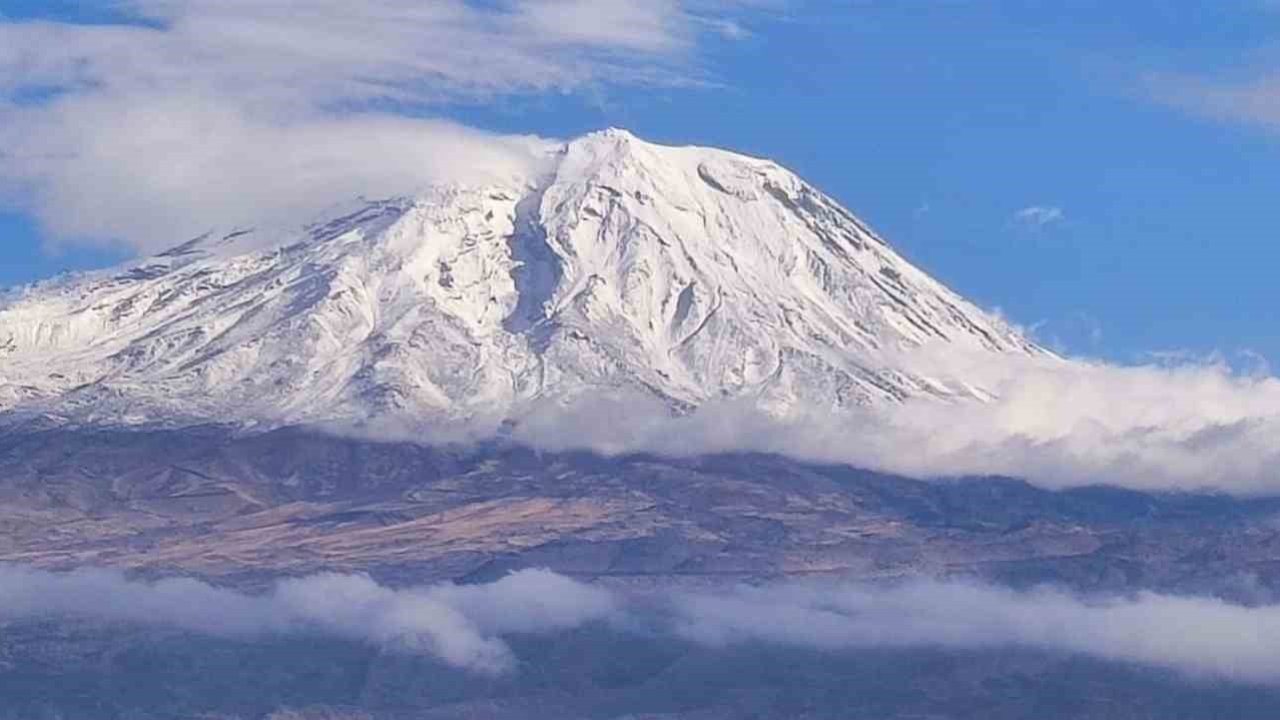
[7,565,1280,684]
[672,577,1280,685]
[0,566,615,675]
[509,349,1280,495]
[0,1,763,251]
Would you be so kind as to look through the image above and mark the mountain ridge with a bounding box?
[0,128,1043,429]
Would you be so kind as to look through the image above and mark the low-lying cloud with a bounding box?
[509,349,1280,495]
[672,577,1280,685]
[7,565,1280,685]
[0,566,615,675]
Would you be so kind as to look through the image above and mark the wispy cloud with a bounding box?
[1147,70,1280,132]
[9,564,1280,685]
[1033,311,1104,353]
[1012,205,1065,228]
[0,1,767,252]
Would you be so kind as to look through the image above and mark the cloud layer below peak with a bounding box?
[7,565,1280,685]
[505,348,1280,496]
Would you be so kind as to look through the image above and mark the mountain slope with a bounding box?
[0,129,1042,428]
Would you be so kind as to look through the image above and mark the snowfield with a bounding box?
[0,129,1043,429]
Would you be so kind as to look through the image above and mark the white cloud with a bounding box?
[0,97,556,251]
[1012,205,1065,228]
[672,577,1280,685]
[0,1,764,252]
[0,2,727,105]
[507,0,695,54]
[10,564,1280,684]
[0,566,615,675]
[507,348,1280,495]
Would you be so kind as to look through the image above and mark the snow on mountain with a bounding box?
[0,129,1044,429]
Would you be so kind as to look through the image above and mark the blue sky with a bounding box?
[3,1,1280,363]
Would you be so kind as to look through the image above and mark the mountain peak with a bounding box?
[0,131,1042,429]
[577,126,642,145]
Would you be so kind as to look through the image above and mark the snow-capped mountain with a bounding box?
[0,129,1042,428]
